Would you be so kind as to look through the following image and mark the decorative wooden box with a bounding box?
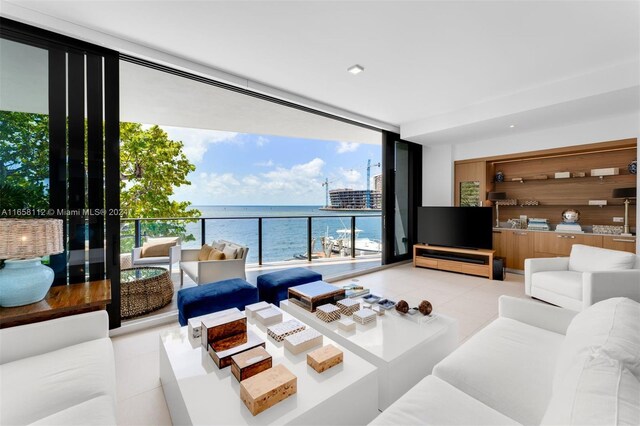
[255,307,283,326]
[267,319,305,342]
[336,298,360,316]
[231,346,272,382]
[337,317,356,331]
[200,310,247,351]
[288,281,345,312]
[245,301,271,320]
[283,328,323,355]
[352,308,376,325]
[315,304,341,322]
[207,329,265,368]
[240,364,297,416]
[188,307,240,339]
[307,344,343,373]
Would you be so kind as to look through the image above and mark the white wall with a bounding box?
[420,112,640,251]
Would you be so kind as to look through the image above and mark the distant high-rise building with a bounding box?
[373,174,382,192]
[328,188,381,209]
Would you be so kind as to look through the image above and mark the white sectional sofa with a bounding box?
[371,296,640,426]
[0,311,117,425]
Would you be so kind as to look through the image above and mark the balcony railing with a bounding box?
[121,214,382,265]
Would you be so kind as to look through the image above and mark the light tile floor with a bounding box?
[113,263,526,425]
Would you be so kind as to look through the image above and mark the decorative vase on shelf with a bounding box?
[495,171,504,183]
[629,160,637,175]
[561,209,580,224]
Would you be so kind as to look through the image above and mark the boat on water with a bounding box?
[290,228,382,260]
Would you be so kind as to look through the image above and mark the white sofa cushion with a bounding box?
[531,270,583,301]
[542,354,640,425]
[369,375,521,426]
[28,395,117,426]
[0,338,116,425]
[569,244,637,273]
[553,298,640,393]
[180,261,199,282]
[433,317,564,425]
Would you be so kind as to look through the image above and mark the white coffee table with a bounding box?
[160,310,379,425]
[280,299,458,410]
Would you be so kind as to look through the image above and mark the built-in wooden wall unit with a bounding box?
[454,138,637,268]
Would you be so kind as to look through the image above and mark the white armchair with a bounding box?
[525,244,640,311]
[179,240,249,286]
[132,237,181,274]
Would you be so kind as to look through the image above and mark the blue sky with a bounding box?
[161,126,382,206]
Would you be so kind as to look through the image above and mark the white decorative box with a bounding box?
[352,308,376,325]
[316,304,341,322]
[337,317,356,331]
[336,298,360,316]
[591,167,619,177]
[255,307,283,326]
[554,171,571,179]
[245,301,271,320]
[267,319,305,342]
[588,200,607,206]
[284,328,323,354]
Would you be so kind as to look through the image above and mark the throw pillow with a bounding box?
[553,298,640,393]
[141,237,178,258]
[542,353,640,425]
[223,246,238,260]
[211,241,226,252]
[568,244,636,272]
[198,244,214,261]
[208,249,226,261]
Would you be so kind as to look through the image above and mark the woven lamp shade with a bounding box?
[0,219,64,259]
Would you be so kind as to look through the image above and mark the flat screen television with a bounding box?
[417,206,493,250]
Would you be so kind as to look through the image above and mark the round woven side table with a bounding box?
[120,267,174,319]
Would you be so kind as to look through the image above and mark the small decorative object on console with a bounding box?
[200,310,247,350]
[352,308,377,325]
[231,346,272,382]
[592,225,624,235]
[307,344,344,373]
[240,364,297,416]
[520,200,540,207]
[629,160,637,175]
[245,301,271,320]
[267,319,305,342]
[419,300,433,316]
[208,330,265,368]
[377,299,396,310]
[395,300,409,314]
[561,209,580,223]
[288,281,346,312]
[336,298,360,316]
[495,171,504,182]
[284,328,323,354]
[554,171,571,179]
[255,307,283,326]
[337,317,356,331]
[362,294,381,303]
[316,304,341,322]
[588,200,608,206]
[591,167,619,177]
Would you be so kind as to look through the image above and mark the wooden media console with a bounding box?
[413,244,495,279]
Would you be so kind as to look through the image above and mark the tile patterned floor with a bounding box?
[113,263,526,425]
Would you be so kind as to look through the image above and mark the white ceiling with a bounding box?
[2,0,639,143]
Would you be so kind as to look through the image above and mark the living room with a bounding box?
[0,1,638,425]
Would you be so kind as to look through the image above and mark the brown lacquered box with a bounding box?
[231,346,272,382]
[200,310,247,348]
[288,281,345,312]
[207,329,265,368]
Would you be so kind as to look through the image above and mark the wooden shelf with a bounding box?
[495,174,636,184]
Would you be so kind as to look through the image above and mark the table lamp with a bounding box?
[612,187,636,236]
[487,192,507,228]
[0,219,64,307]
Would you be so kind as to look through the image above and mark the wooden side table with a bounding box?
[0,279,111,328]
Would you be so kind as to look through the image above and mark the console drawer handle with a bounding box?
[557,235,576,239]
[612,238,635,243]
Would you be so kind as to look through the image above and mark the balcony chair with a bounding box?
[525,244,640,311]
[131,237,181,274]
[179,240,249,286]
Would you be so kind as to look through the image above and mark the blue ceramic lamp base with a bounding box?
[0,258,54,307]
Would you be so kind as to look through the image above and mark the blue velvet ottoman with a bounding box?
[256,267,322,305]
[177,278,258,326]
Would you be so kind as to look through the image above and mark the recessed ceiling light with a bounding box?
[509,124,515,128]
[347,64,365,75]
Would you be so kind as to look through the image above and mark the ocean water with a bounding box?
[182,205,382,263]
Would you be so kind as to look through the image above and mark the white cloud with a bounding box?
[161,126,238,163]
[256,136,269,147]
[336,141,360,154]
[342,169,361,184]
[254,159,274,167]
